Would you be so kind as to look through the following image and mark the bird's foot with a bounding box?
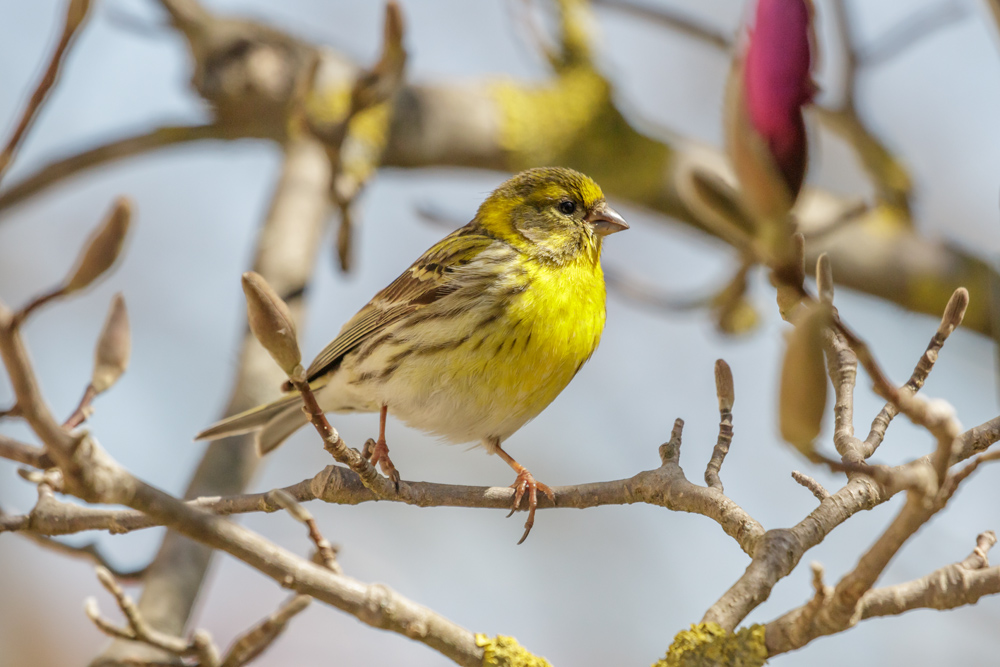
[362,437,400,491]
[506,468,554,545]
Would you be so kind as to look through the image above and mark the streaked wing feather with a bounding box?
[304,224,495,382]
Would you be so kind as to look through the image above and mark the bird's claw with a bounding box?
[362,437,400,491]
[506,468,554,544]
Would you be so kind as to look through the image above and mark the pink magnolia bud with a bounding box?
[743,0,814,198]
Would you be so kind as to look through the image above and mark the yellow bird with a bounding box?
[197,167,628,542]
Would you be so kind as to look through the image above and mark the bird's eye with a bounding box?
[558,200,577,215]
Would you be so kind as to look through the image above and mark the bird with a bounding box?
[196,167,629,542]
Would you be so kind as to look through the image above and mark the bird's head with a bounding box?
[476,167,628,264]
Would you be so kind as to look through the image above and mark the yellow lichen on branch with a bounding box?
[491,67,609,167]
[654,623,767,667]
[476,634,553,667]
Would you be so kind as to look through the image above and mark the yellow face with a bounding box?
[476,167,628,264]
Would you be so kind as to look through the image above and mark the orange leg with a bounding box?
[494,444,554,544]
[362,404,400,490]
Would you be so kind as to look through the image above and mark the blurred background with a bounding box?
[1,0,999,665]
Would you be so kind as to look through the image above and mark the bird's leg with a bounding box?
[494,444,554,544]
[362,404,400,489]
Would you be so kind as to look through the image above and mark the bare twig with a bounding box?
[705,360,734,490]
[862,288,969,456]
[218,596,311,667]
[821,0,912,213]
[955,415,1000,461]
[858,1,968,67]
[64,384,98,429]
[268,489,341,574]
[0,0,92,184]
[88,583,310,667]
[591,0,733,50]
[0,433,53,468]
[824,326,861,461]
[11,199,131,329]
[0,123,230,216]
[767,531,1000,655]
[659,418,684,467]
[23,533,147,580]
[791,471,830,502]
[291,374,398,497]
[958,531,996,569]
[86,566,221,665]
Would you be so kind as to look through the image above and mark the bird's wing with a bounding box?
[304,225,497,382]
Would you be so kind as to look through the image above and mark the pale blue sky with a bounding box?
[1,1,999,665]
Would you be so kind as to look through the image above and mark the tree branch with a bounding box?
[0,123,233,216]
[0,296,486,667]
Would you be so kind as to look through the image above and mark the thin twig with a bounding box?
[791,471,830,501]
[822,0,912,212]
[862,288,968,456]
[824,327,861,461]
[0,0,93,184]
[958,530,996,570]
[63,384,98,429]
[268,489,341,573]
[291,377,397,497]
[705,360,734,490]
[0,433,53,468]
[0,123,230,216]
[591,0,733,50]
[23,533,147,580]
[218,596,311,667]
[86,566,221,665]
[858,1,968,67]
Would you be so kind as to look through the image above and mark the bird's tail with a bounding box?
[194,393,309,455]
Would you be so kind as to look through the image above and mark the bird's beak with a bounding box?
[585,203,629,236]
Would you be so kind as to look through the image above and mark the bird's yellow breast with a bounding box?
[478,253,607,424]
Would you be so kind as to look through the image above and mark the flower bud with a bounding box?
[938,287,969,337]
[91,293,130,394]
[714,359,735,412]
[241,271,301,376]
[779,302,831,457]
[64,197,131,294]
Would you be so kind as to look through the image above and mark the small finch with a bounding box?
[197,167,628,542]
